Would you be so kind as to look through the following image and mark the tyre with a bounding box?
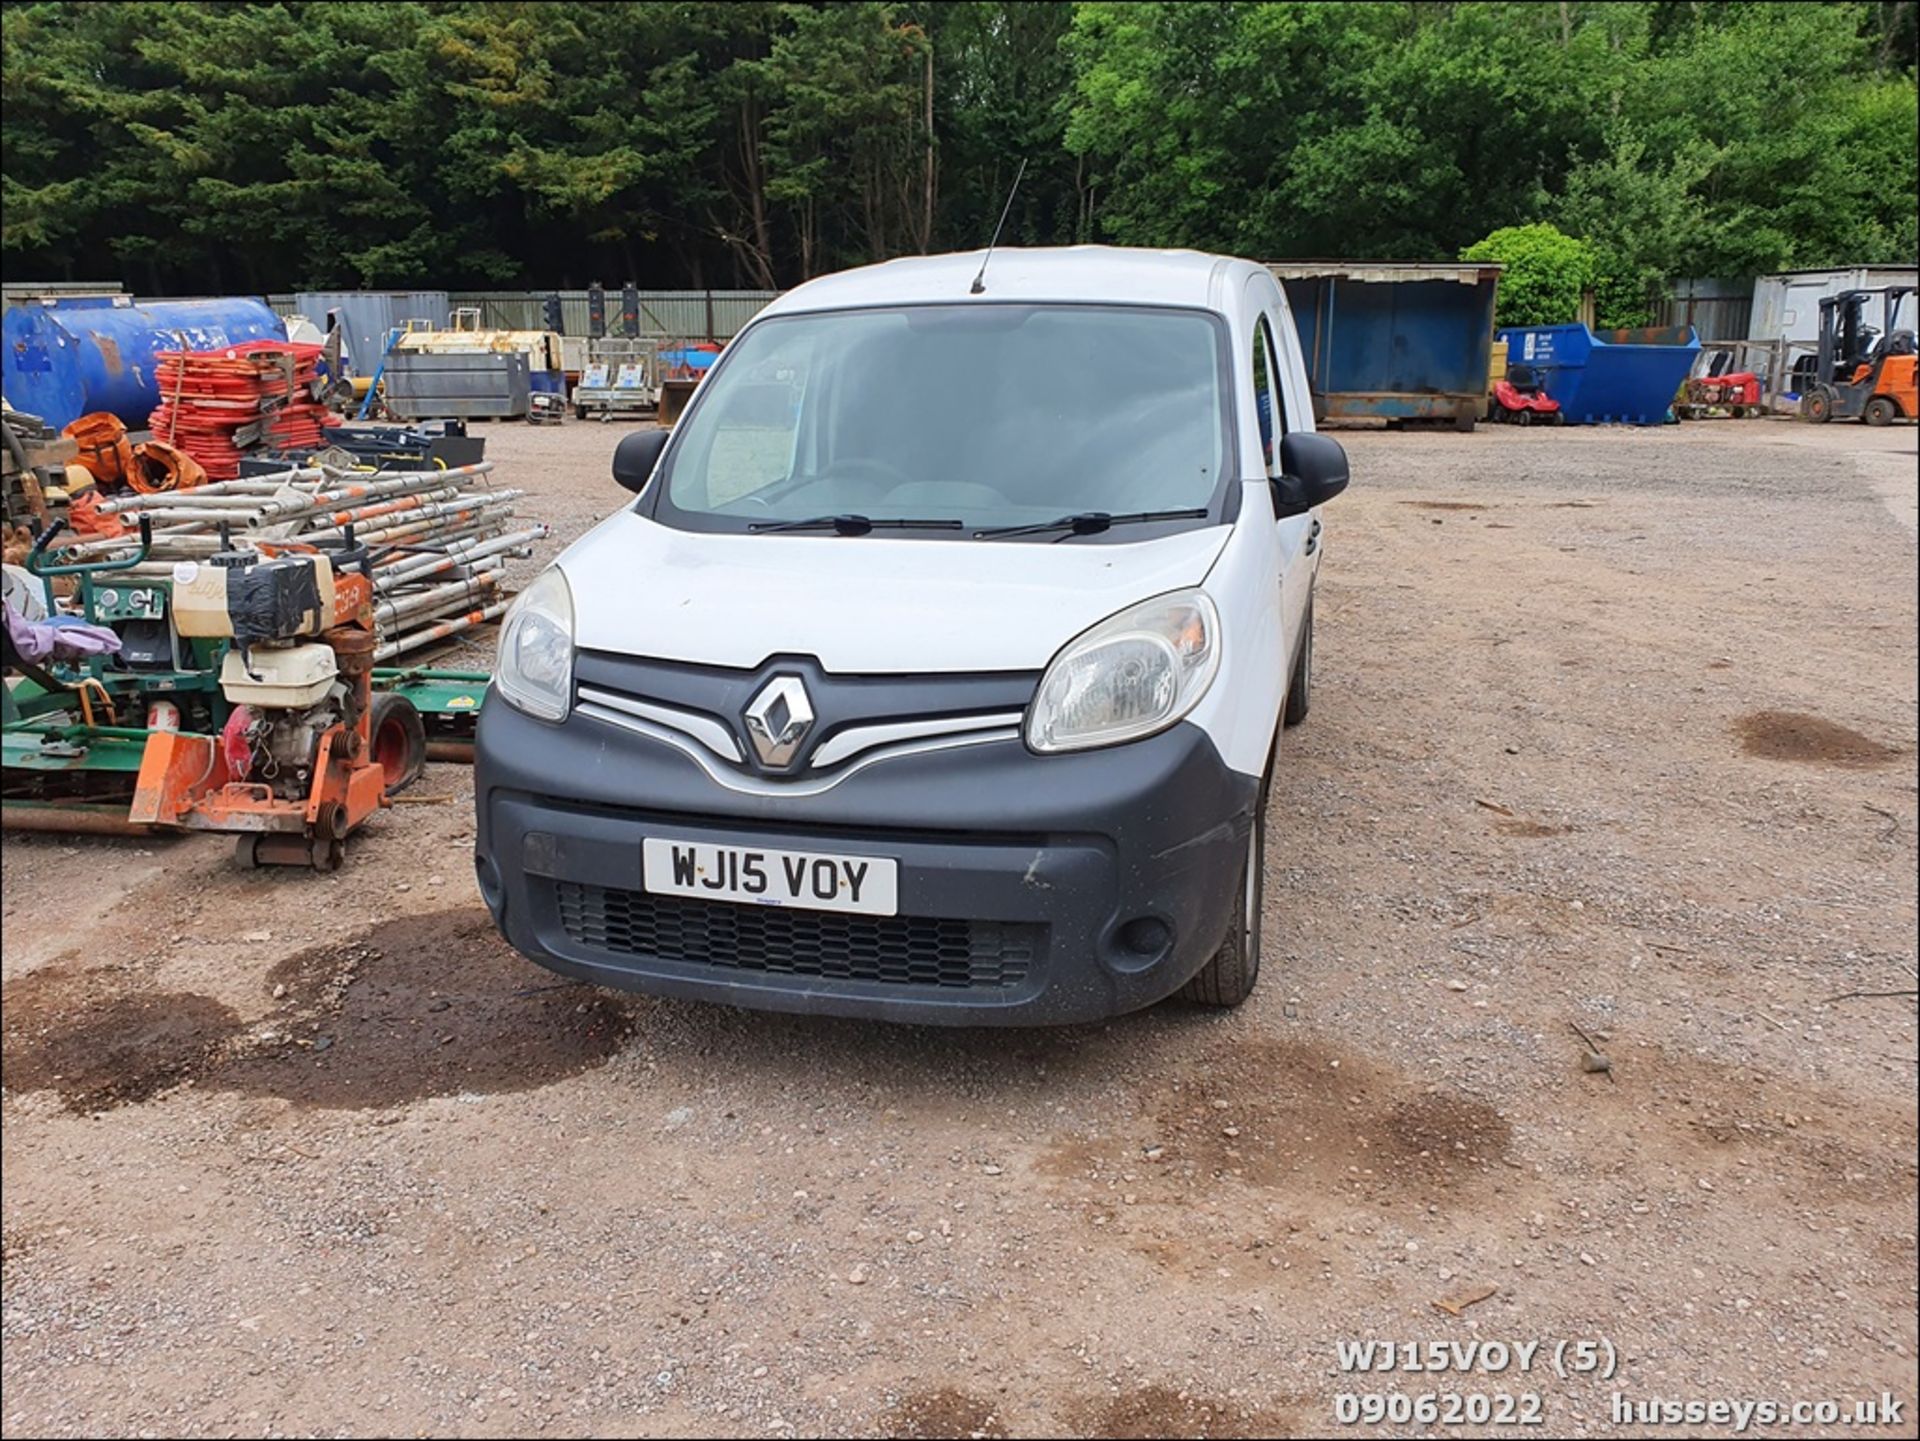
[1865,396,1898,427]
[1801,387,1834,423]
[369,693,427,794]
[1282,599,1312,728]
[574,405,588,421]
[1179,758,1270,1009]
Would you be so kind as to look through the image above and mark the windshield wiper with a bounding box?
[972,507,1210,540]
[747,514,964,536]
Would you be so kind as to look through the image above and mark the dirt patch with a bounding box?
[220,908,635,1108]
[894,1388,1009,1439]
[2,1226,36,1277]
[1066,1385,1298,1439]
[1582,1042,1918,1210]
[1399,500,1491,512]
[1378,1092,1513,1167]
[1735,710,1904,768]
[1495,818,1574,837]
[1041,1038,1513,1200]
[1,964,240,1112]
[1,911,634,1114]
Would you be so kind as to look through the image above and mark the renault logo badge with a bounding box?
[743,675,814,768]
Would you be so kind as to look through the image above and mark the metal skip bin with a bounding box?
[381,351,532,420]
[1270,262,1504,430]
[1497,323,1701,425]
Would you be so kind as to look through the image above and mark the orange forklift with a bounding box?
[1800,286,1916,425]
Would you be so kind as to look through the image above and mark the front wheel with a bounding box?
[369,693,427,794]
[1179,763,1268,1009]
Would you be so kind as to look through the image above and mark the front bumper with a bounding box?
[473,699,1260,1025]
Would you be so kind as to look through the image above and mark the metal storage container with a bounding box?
[1269,262,1503,429]
[382,351,532,420]
[2,294,284,431]
[1749,268,1917,347]
[293,291,449,377]
[1498,323,1700,425]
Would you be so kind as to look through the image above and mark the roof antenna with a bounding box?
[970,158,1029,295]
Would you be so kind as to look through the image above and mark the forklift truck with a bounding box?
[1800,286,1917,425]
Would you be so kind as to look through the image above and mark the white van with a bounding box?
[474,247,1348,1024]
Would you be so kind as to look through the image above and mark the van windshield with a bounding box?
[651,304,1231,539]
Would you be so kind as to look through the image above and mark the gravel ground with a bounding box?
[3,415,1916,1439]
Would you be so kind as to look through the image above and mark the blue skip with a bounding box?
[1497,323,1700,426]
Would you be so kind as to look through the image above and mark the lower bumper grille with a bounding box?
[554,882,1041,991]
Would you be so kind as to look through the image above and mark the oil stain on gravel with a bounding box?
[0,909,633,1113]
[1,963,240,1113]
[1066,1385,1300,1439]
[222,907,634,1108]
[1735,710,1903,768]
[894,1388,1009,1439]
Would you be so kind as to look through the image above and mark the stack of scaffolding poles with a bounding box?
[84,462,545,661]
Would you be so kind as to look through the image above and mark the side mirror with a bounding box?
[612,427,670,494]
[1272,431,1349,519]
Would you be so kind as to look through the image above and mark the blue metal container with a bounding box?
[3,295,285,431]
[1497,323,1700,425]
[1271,263,1503,429]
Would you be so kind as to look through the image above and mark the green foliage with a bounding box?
[1,1,1915,294]
[1462,224,1596,327]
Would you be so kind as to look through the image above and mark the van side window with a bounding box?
[1266,311,1291,435]
[1251,316,1282,477]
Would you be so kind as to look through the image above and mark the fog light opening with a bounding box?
[475,853,504,912]
[1118,915,1173,960]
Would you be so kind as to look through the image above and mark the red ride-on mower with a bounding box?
[1489,365,1562,425]
[1677,348,1764,419]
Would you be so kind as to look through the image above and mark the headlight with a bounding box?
[1027,589,1220,753]
[494,567,574,722]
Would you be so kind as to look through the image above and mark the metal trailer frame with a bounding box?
[570,337,662,420]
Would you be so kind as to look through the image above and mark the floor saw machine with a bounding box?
[3,519,491,869]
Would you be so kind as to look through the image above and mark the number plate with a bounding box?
[641,838,898,917]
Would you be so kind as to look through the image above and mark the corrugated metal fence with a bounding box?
[1657,278,1752,343]
[266,289,779,341]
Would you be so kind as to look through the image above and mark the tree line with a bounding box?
[3,1,1914,324]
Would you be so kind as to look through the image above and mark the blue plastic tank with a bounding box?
[3,295,285,431]
[1497,323,1700,425]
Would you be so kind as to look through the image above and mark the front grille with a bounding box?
[555,882,1040,991]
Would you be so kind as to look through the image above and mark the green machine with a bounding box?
[3,519,491,835]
